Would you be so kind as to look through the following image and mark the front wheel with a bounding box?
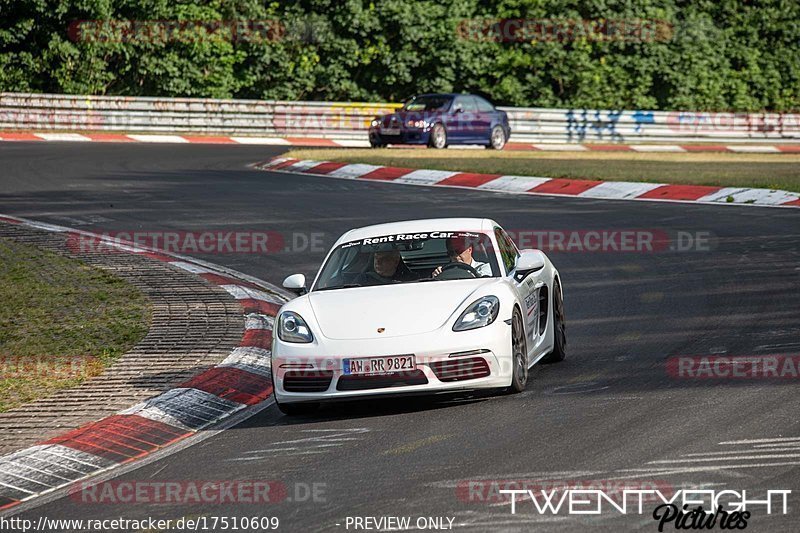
[542,279,566,363]
[506,308,528,393]
[428,123,447,149]
[487,125,507,150]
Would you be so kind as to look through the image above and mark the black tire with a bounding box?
[506,307,528,393]
[542,279,566,363]
[370,140,384,148]
[428,123,447,149]
[487,125,507,150]
[275,399,320,416]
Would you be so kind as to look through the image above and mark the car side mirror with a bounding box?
[282,273,307,295]
[453,106,464,114]
[514,250,545,282]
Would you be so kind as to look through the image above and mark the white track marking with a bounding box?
[719,437,800,445]
[478,175,551,192]
[245,313,274,330]
[697,187,800,205]
[168,261,214,274]
[726,145,781,153]
[231,137,291,145]
[649,454,800,464]
[121,388,245,431]
[126,134,189,143]
[533,143,588,151]
[284,159,324,172]
[22,221,67,232]
[257,157,289,167]
[326,163,383,179]
[393,169,458,185]
[220,284,283,304]
[35,133,91,142]
[578,181,664,199]
[217,346,271,376]
[630,144,686,152]
[333,139,371,147]
[612,461,800,479]
[681,448,800,457]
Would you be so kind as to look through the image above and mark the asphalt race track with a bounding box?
[2,142,799,532]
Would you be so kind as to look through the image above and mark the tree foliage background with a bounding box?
[1,0,798,110]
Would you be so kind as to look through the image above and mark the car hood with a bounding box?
[307,280,494,340]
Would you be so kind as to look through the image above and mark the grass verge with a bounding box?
[283,148,800,193]
[0,238,151,412]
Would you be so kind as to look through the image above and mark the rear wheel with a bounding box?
[487,125,506,150]
[542,279,566,363]
[429,123,447,149]
[506,308,528,393]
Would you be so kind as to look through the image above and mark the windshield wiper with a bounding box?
[315,283,363,292]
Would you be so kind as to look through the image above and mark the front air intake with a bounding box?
[283,371,334,392]
[431,357,490,382]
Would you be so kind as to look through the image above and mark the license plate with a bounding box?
[381,127,401,135]
[343,355,415,375]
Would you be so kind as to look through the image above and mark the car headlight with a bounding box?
[277,311,314,343]
[453,296,500,332]
[370,118,380,127]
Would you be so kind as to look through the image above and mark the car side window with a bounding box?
[475,96,495,112]
[494,227,519,274]
[454,96,476,114]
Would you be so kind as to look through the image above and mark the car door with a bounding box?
[472,96,494,141]
[445,95,476,143]
[495,226,539,354]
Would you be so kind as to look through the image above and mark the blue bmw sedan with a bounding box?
[368,94,511,149]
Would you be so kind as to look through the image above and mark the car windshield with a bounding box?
[313,231,500,291]
[402,95,452,112]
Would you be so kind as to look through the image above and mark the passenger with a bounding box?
[357,249,418,285]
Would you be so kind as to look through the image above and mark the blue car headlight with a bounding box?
[453,296,500,331]
[277,311,314,343]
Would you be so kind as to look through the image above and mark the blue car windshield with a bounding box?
[402,96,452,112]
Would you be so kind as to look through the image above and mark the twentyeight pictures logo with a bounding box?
[497,488,791,530]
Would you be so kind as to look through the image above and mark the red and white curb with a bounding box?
[255,157,800,208]
[1,131,799,153]
[0,214,286,512]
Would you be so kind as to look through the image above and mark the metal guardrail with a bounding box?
[1,92,799,143]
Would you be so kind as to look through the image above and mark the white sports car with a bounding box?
[271,218,566,415]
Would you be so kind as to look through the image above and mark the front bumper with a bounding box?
[272,323,513,404]
[369,127,431,145]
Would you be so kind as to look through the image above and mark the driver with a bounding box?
[432,236,492,278]
[356,248,418,285]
